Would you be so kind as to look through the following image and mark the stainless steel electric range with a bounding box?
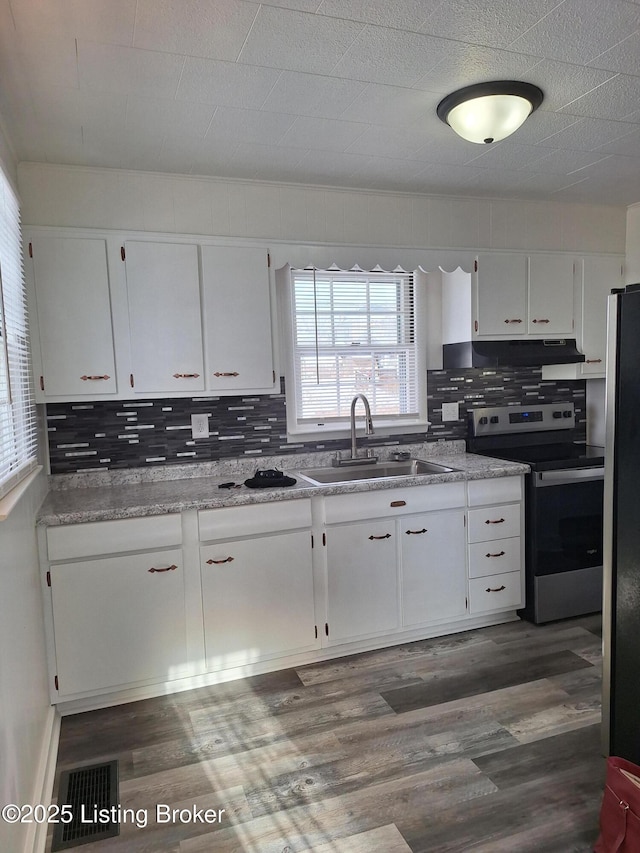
[468,402,604,624]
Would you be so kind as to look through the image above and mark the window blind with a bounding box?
[0,170,37,498]
[291,269,419,425]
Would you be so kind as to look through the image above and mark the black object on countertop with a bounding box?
[244,468,297,489]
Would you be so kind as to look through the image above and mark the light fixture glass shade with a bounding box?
[437,81,544,145]
[447,94,533,144]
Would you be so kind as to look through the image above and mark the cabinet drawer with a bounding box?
[47,514,182,561]
[469,537,521,578]
[468,572,523,614]
[467,476,522,507]
[199,499,311,541]
[324,482,465,525]
[467,503,520,543]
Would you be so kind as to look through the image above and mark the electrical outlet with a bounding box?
[191,413,210,439]
[441,402,459,422]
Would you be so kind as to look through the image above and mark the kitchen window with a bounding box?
[280,267,428,438]
[0,165,37,499]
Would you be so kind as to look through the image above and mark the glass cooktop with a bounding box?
[475,442,605,471]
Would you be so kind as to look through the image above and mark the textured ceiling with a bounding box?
[2,0,640,205]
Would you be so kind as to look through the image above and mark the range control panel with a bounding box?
[470,403,576,437]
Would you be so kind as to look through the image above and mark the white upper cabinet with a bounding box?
[124,241,205,394]
[475,253,575,338]
[579,256,623,376]
[29,235,117,398]
[201,246,275,392]
[527,253,575,336]
[444,252,576,343]
[475,253,528,337]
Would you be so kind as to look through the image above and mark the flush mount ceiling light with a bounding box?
[437,80,544,144]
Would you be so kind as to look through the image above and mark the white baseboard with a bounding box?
[24,706,60,853]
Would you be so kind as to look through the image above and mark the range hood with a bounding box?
[442,339,586,369]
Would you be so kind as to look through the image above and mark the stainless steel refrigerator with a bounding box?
[603,283,640,761]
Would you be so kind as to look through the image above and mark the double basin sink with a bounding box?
[296,458,459,486]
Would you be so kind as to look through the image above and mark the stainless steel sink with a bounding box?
[296,458,458,485]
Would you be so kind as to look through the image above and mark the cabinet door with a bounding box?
[124,241,204,393]
[30,236,117,397]
[201,246,274,391]
[326,519,398,643]
[580,256,623,376]
[201,530,316,669]
[401,510,466,627]
[475,254,527,337]
[528,254,575,336]
[50,549,187,696]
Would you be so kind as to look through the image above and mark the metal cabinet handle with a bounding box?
[81,374,110,381]
[173,373,200,379]
[213,371,240,377]
[486,585,506,592]
[485,518,505,524]
[368,534,391,540]
[206,557,235,564]
[586,358,602,364]
[406,528,427,535]
[486,550,506,557]
[390,500,406,507]
[531,318,550,324]
[148,564,177,573]
[504,318,523,324]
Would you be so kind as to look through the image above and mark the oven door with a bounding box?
[525,466,604,623]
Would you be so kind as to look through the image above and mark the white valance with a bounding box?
[269,244,475,275]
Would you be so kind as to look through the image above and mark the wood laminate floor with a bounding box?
[47,614,605,852]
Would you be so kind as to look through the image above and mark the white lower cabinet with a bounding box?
[50,548,187,697]
[200,529,317,668]
[40,476,525,706]
[325,518,398,643]
[401,509,467,627]
[466,477,524,616]
[324,483,468,643]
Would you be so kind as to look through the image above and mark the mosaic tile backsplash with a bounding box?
[46,369,587,474]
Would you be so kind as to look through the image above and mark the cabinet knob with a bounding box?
[173,373,200,379]
[206,557,235,564]
[147,564,177,573]
[486,550,506,557]
[405,528,428,535]
[503,318,523,324]
[368,533,391,540]
[486,585,506,593]
[485,518,505,524]
[80,374,110,381]
[213,371,240,377]
[531,318,550,324]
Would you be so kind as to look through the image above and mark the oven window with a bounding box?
[532,479,604,576]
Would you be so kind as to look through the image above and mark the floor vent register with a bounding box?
[51,760,119,851]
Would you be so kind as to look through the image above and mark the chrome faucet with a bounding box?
[350,393,374,458]
[333,394,378,466]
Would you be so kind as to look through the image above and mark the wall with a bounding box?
[626,203,640,284]
[46,369,586,474]
[0,473,51,853]
[18,163,626,254]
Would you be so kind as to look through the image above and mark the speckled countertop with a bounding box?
[37,441,529,526]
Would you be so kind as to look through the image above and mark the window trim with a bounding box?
[278,265,429,442]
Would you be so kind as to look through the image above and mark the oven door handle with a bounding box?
[534,467,604,487]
